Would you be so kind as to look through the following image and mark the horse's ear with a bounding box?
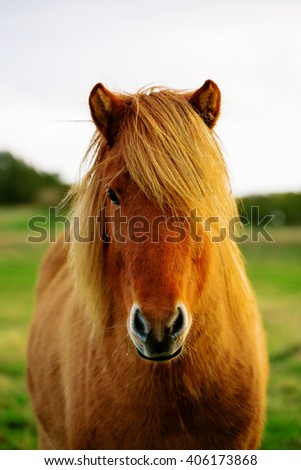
[89,83,125,146]
[189,80,221,129]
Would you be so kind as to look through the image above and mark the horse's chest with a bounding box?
[73,387,203,449]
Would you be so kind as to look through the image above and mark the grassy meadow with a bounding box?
[0,206,300,450]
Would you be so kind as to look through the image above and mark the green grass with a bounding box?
[0,207,48,449]
[0,207,301,449]
[241,231,301,450]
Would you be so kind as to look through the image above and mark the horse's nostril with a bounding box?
[170,305,188,339]
[130,306,148,342]
[130,303,189,344]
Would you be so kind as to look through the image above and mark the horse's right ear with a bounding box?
[89,83,125,146]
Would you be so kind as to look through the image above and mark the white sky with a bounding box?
[1,0,300,196]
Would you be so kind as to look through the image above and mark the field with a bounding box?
[0,206,300,450]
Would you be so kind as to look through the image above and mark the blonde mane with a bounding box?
[119,89,237,223]
[70,87,253,327]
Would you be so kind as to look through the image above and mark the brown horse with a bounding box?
[27,80,268,450]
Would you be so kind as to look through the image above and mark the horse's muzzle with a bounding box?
[129,303,189,362]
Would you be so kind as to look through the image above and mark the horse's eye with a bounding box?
[107,188,120,205]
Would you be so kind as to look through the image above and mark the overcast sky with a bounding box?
[1,0,300,196]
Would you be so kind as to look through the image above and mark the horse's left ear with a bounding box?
[89,83,125,146]
[189,80,221,129]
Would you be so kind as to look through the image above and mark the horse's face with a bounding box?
[103,156,206,362]
[89,81,221,362]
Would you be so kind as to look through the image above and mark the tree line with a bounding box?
[238,192,301,226]
[0,151,300,225]
[0,152,68,206]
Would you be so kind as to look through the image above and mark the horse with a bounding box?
[27,79,268,450]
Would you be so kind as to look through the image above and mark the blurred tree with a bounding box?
[238,192,301,226]
[0,152,69,205]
